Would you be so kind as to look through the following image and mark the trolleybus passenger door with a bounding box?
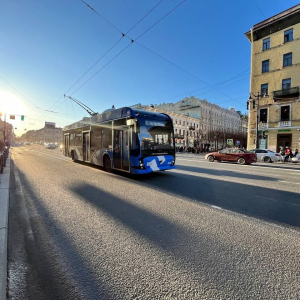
[113,130,122,169]
[82,132,90,162]
[122,129,129,171]
[64,134,70,157]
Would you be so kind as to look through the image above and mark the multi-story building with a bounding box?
[133,96,248,149]
[21,122,62,144]
[245,4,300,151]
[132,104,201,148]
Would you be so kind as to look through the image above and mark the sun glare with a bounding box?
[0,90,25,116]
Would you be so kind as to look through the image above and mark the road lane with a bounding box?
[8,145,300,299]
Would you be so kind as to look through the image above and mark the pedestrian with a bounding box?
[295,148,299,156]
[280,146,286,162]
[288,147,293,159]
[285,146,290,162]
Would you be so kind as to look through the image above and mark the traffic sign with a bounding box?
[236,140,240,145]
[227,139,233,145]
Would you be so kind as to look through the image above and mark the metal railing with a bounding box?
[278,121,291,127]
[273,86,299,98]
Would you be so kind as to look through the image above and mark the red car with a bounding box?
[205,149,257,165]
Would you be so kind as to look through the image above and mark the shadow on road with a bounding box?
[14,166,114,300]
[176,165,278,181]
[114,170,300,229]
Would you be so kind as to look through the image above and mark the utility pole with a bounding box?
[248,91,268,149]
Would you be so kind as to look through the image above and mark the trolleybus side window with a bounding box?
[75,129,82,147]
[103,127,112,149]
[91,127,102,148]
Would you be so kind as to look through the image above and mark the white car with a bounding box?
[249,149,282,163]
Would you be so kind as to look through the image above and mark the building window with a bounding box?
[283,52,292,67]
[282,78,291,89]
[281,106,290,121]
[175,129,177,133]
[179,120,181,125]
[175,119,177,124]
[183,121,185,126]
[284,28,293,43]
[183,130,185,135]
[179,129,181,135]
[263,37,270,50]
[261,83,268,96]
[260,109,268,123]
[262,60,269,73]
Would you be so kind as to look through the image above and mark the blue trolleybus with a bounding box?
[62,107,175,174]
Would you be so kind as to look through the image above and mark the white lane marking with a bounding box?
[211,205,223,210]
[279,181,300,185]
[176,158,300,172]
[17,149,300,234]
[255,195,300,207]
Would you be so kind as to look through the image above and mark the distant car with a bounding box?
[25,142,30,145]
[46,143,56,149]
[205,149,257,165]
[249,149,282,163]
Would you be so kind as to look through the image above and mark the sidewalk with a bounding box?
[0,156,10,300]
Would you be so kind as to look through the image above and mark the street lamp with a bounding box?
[247,91,268,149]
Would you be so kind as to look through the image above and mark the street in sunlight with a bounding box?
[7,144,300,299]
[1,1,300,299]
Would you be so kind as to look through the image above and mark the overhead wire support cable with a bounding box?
[70,0,186,96]
[34,0,166,124]
[80,0,124,35]
[79,0,242,104]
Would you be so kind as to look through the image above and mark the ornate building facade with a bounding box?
[133,96,248,150]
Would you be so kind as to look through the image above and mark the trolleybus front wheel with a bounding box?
[104,156,112,172]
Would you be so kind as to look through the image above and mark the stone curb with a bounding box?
[0,157,10,300]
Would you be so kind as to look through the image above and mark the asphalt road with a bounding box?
[7,145,300,300]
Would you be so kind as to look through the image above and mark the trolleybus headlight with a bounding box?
[139,160,144,169]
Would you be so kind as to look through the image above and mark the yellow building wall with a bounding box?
[247,23,300,151]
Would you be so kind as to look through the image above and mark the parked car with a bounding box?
[25,142,30,145]
[205,149,257,165]
[249,149,282,163]
[46,143,56,149]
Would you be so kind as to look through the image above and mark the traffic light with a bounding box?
[247,101,249,110]
[262,131,267,139]
[21,115,24,121]
[253,100,256,109]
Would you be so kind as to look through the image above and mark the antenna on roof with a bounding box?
[64,95,98,116]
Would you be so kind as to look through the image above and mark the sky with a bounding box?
[1,0,299,137]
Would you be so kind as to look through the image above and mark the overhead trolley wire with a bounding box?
[159,69,250,102]
[81,0,247,101]
[33,0,167,124]
[69,0,186,96]
[79,0,247,105]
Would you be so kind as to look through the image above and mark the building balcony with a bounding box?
[189,126,195,130]
[273,87,299,100]
[278,121,291,127]
[175,134,184,139]
[259,122,268,129]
